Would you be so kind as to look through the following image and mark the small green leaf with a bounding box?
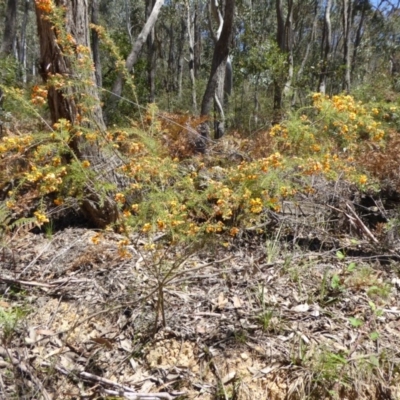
[369,331,380,341]
[336,251,345,260]
[376,309,384,317]
[368,301,376,311]
[331,274,341,289]
[369,355,379,367]
[349,317,363,327]
[347,262,356,272]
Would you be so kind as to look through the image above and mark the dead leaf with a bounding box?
[292,304,310,313]
[217,292,228,310]
[91,337,113,350]
[36,329,55,336]
[232,296,243,308]
[222,371,236,384]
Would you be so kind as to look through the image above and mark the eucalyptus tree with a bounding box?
[200,0,235,141]
[319,0,333,94]
[35,0,119,227]
[106,0,164,116]
[201,0,235,139]
[91,0,102,88]
[1,0,18,56]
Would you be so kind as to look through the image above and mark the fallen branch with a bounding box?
[345,202,379,244]
[103,388,183,399]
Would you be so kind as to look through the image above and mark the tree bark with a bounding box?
[273,0,293,123]
[200,0,234,112]
[342,0,352,92]
[90,0,102,88]
[193,1,201,79]
[294,0,319,105]
[35,0,119,228]
[146,0,157,103]
[319,0,333,94]
[200,0,235,142]
[106,0,164,114]
[1,0,18,56]
[351,0,368,76]
[186,0,197,112]
[18,0,30,84]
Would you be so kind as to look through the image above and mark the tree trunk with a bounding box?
[18,0,30,84]
[35,0,119,228]
[90,0,102,88]
[351,0,368,76]
[200,0,235,143]
[283,0,294,98]
[319,0,333,94]
[273,0,293,123]
[186,0,197,112]
[147,0,157,103]
[1,0,18,56]
[193,1,201,79]
[294,0,319,105]
[177,16,185,100]
[342,0,352,92]
[106,0,164,115]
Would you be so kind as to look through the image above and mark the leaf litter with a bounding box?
[1,183,400,399]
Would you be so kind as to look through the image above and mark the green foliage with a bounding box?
[310,347,349,387]
[0,301,27,342]
[0,57,18,87]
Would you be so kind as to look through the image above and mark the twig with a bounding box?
[0,277,54,288]
[103,389,181,399]
[41,362,184,400]
[345,202,379,244]
[0,347,52,400]
[203,346,229,400]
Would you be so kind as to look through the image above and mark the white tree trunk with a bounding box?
[107,0,164,112]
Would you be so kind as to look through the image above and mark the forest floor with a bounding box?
[2,178,400,400]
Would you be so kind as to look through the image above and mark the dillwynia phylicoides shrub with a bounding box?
[1,91,399,247]
[1,1,400,245]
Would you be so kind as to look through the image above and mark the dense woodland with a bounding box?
[3,1,400,399]
[1,0,400,127]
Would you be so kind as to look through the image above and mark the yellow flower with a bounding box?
[118,239,129,246]
[142,223,152,233]
[250,198,263,214]
[157,220,166,230]
[34,211,49,225]
[229,227,239,236]
[359,175,368,185]
[115,193,125,203]
[82,160,90,168]
[91,233,102,245]
[131,204,139,212]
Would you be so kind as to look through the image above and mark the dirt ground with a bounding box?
[2,187,400,399]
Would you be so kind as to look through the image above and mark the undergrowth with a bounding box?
[1,90,400,245]
[1,3,399,246]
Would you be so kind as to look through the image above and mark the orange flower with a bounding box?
[35,0,53,13]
